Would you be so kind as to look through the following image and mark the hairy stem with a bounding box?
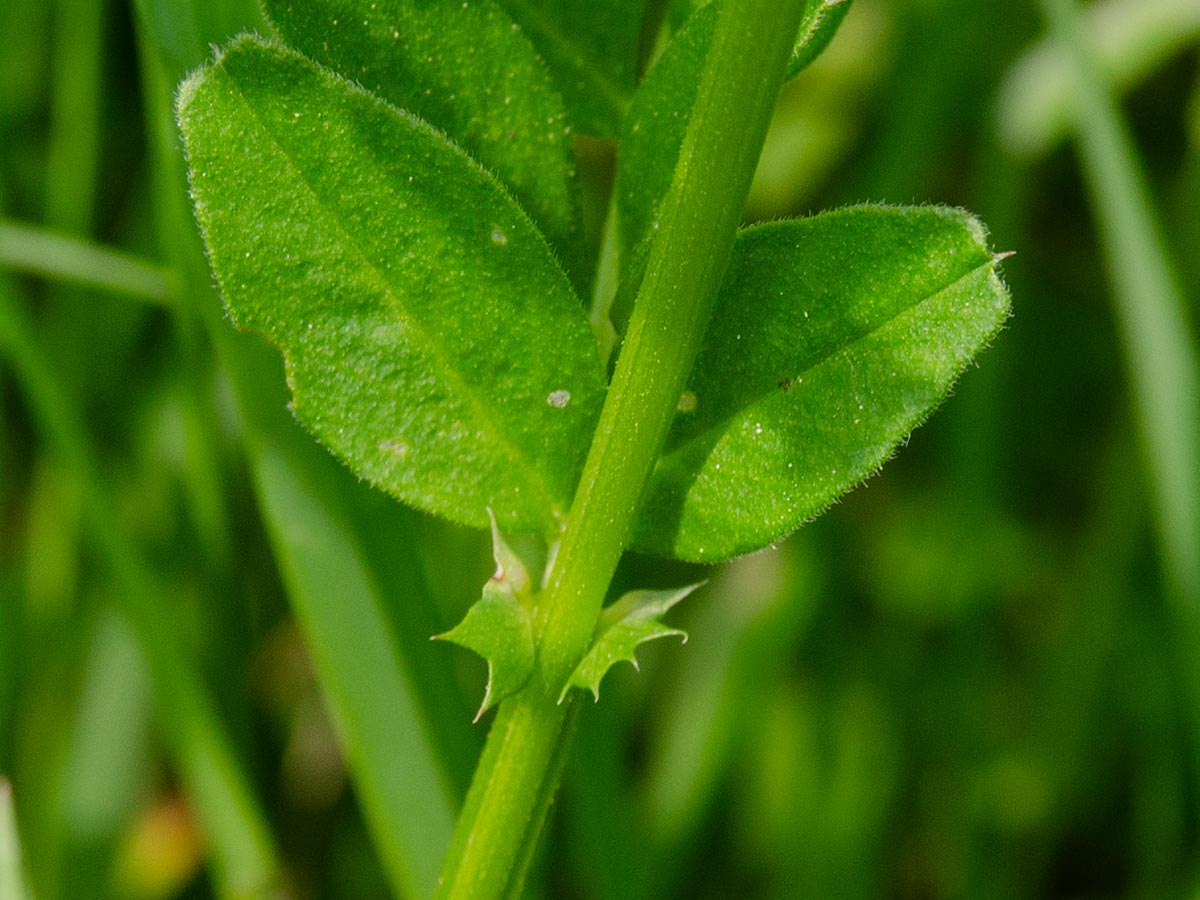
[434,0,809,897]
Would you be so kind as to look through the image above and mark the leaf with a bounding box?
[495,0,644,137]
[482,508,534,597]
[787,0,853,76]
[145,32,468,893]
[436,515,537,721]
[178,37,606,534]
[560,584,702,703]
[436,581,535,722]
[262,0,588,287]
[631,205,1012,562]
[616,0,852,273]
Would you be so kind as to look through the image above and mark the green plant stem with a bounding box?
[536,0,807,687]
[0,220,172,304]
[1041,0,1200,608]
[434,1,809,897]
[0,280,281,900]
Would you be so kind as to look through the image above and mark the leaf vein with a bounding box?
[663,253,999,462]
[219,59,563,522]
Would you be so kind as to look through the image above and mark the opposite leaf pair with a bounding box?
[178,0,1009,565]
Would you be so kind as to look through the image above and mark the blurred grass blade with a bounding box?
[137,23,470,896]
[254,441,460,897]
[62,611,153,843]
[0,278,282,898]
[0,781,31,900]
[642,549,818,847]
[0,220,171,304]
[1000,0,1200,158]
[43,0,105,233]
[1041,0,1200,606]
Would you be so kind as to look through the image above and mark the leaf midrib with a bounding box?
[662,254,999,463]
[215,53,564,525]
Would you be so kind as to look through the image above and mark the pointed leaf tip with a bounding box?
[631,205,1013,561]
[559,583,703,703]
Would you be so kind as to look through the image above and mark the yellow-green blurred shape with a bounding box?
[21,459,82,623]
[63,612,153,842]
[970,754,1054,835]
[997,0,1200,159]
[114,796,203,900]
[1,780,32,900]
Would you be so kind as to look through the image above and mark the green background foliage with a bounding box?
[1,1,1199,899]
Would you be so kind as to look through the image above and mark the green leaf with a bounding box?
[262,0,587,287]
[178,37,606,534]
[483,508,534,598]
[616,0,851,273]
[436,514,537,721]
[631,205,1012,562]
[560,583,702,702]
[143,32,467,893]
[787,0,852,75]
[495,0,644,137]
